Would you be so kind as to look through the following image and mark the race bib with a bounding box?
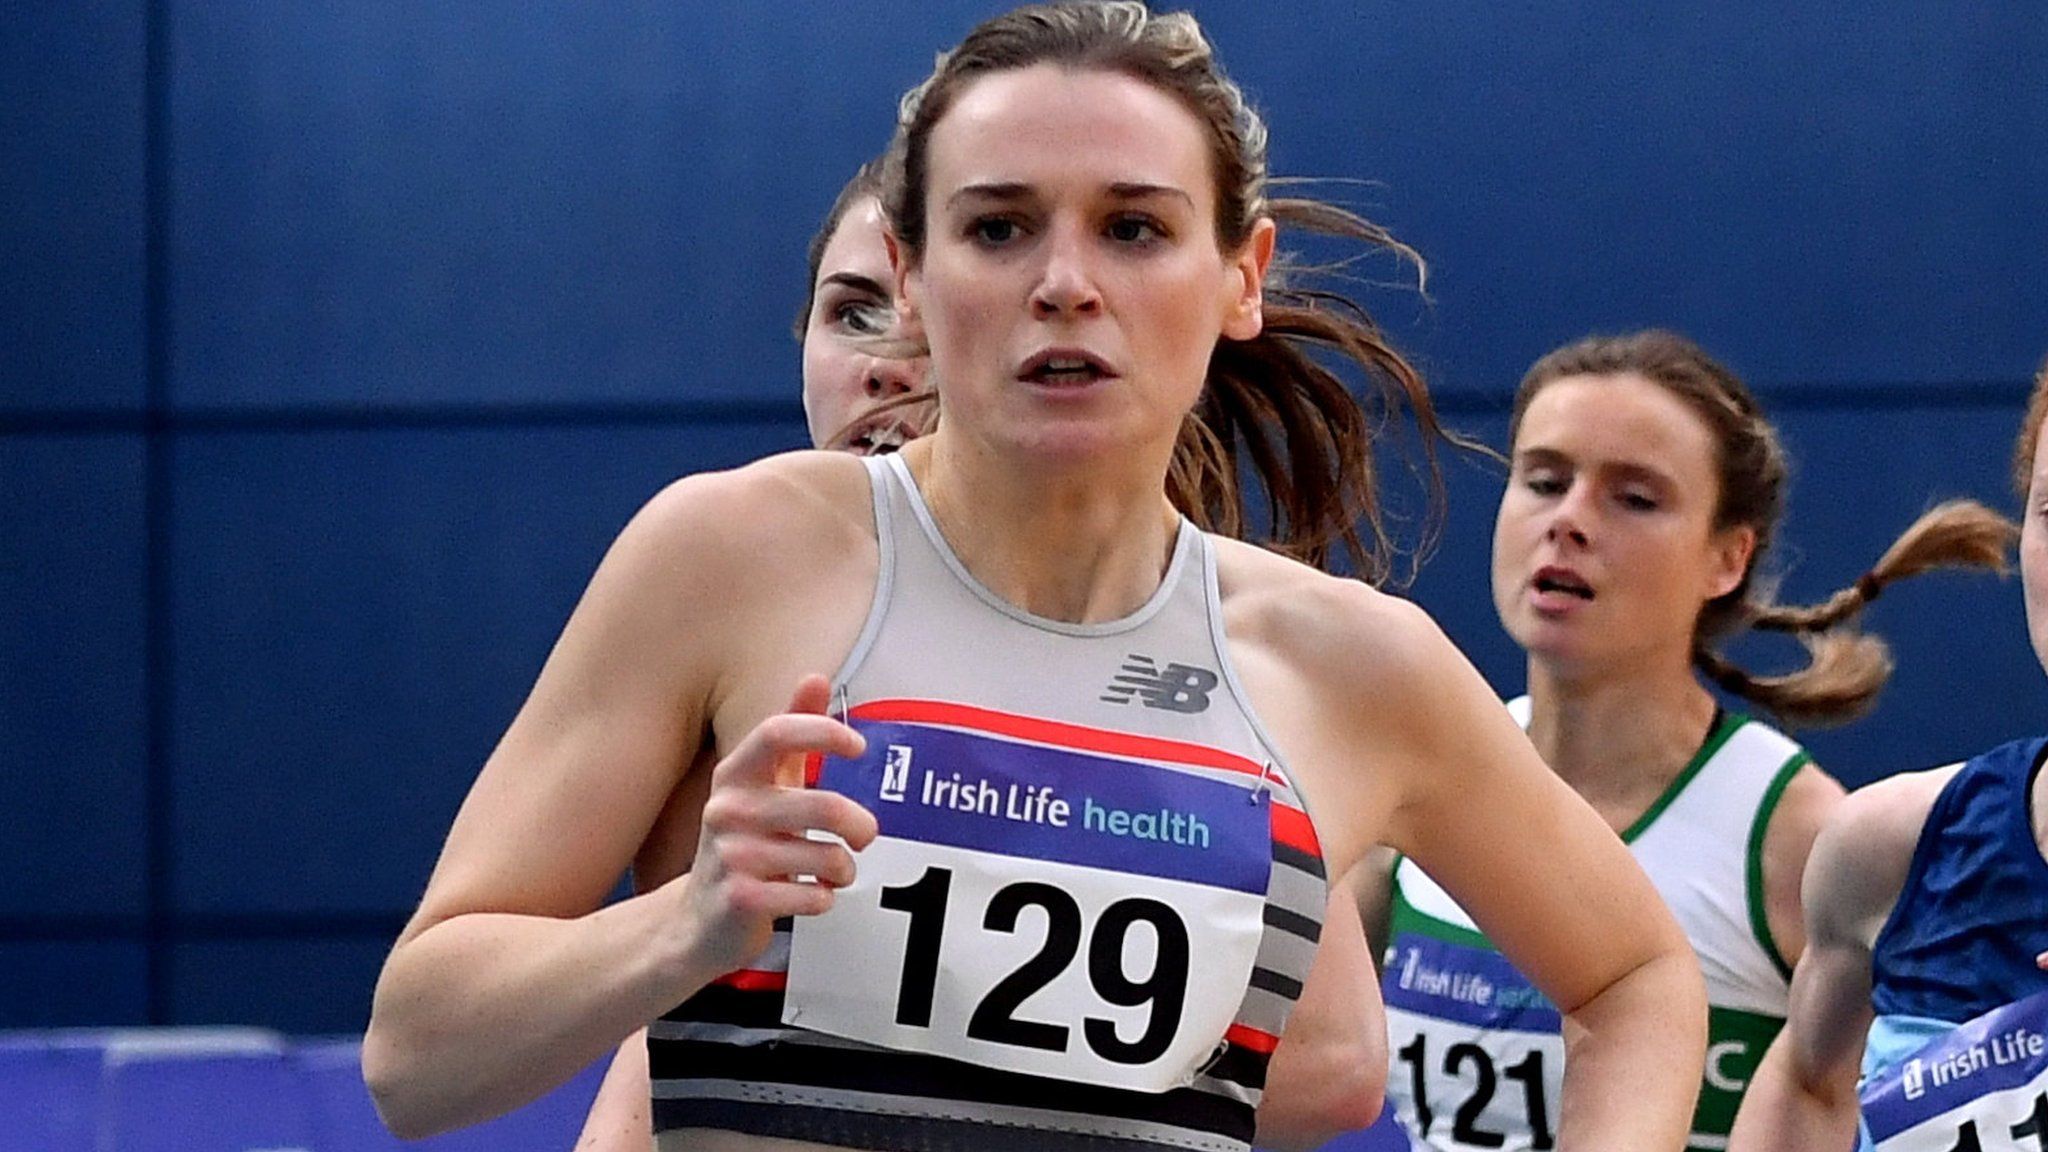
[1382,931,1564,1152]
[1863,991,2048,1152]
[784,701,1271,1092]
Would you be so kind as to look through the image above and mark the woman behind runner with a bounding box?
[1370,330,2015,1152]
[1726,362,2040,1152]
[795,156,934,456]
[572,156,933,1152]
[365,6,1710,1151]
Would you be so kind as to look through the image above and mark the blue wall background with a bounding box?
[4,2,2044,1032]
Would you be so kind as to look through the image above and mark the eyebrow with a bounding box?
[947,182,1030,209]
[817,271,889,298]
[1515,445,1678,487]
[1513,446,1571,470]
[944,181,1195,209]
[1107,182,1195,207]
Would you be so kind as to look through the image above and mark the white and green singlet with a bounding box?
[1380,699,1808,1151]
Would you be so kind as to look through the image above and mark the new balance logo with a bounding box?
[1101,654,1218,713]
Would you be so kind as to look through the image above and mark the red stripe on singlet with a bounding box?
[1224,1022,1279,1055]
[1268,798,1322,859]
[848,698,1286,785]
[713,969,788,992]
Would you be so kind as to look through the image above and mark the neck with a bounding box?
[1523,656,1723,800]
[905,434,1180,624]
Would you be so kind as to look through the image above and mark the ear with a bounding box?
[1706,523,1757,601]
[885,229,919,326]
[1220,216,1277,342]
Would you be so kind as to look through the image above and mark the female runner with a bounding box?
[366,7,1708,1150]
[1371,330,2012,1151]
[1727,361,2041,1152]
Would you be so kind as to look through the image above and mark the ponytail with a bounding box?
[1692,499,2017,726]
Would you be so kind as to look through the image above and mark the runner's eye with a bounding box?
[969,217,1022,246]
[1106,215,1166,245]
[834,299,892,335]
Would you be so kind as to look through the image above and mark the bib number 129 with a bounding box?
[878,865,1191,1064]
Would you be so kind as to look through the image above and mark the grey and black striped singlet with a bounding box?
[650,453,1328,1152]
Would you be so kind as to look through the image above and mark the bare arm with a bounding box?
[1252,844,1400,1150]
[1348,847,1400,963]
[575,1033,653,1152]
[1355,598,1707,1150]
[1727,767,1951,1152]
[1253,890,1388,1149]
[362,469,878,1138]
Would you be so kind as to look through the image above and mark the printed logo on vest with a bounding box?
[1903,1056,1926,1100]
[1100,654,1218,713]
[1862,990,2048,1150]
[880,745,914,803]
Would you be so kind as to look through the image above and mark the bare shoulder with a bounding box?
[1822,765,1957,870]
[1755,762,1848,965]
[1210,536,1455,690]
[1766,762,1848,856]
[630,449,874,569]
[1210,537,1511,871]
[601,450,872,610]
[564,448,877,692]
[1805,763,1960,949]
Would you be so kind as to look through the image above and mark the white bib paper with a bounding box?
[785,703,1272,1092]
[1863,992,2048,1152]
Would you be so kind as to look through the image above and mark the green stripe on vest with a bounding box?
[1689,1005,1785,1141]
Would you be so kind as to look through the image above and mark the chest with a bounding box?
[1582,784,1674,837]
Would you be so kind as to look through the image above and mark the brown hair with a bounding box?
[1511,330,2017,726]
[883,0,1464,582]
[2014,354,2048,499]
[793,155,892,342]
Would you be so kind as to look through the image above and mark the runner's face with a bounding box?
[2022,418,2048,675]
[899,65,1269,467]
[1492,373,1754,677]
[802,198,930,453]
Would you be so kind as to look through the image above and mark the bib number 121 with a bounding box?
[1930,1092,2048,1152]
[1397,1032,1555,1150]
[878,865,1191,1065]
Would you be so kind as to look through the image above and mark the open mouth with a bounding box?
[1019,349,1115,387]
[1532,567,1595,600]
[846,421,914,455]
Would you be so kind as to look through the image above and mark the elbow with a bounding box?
[1635,927,1709,1018]
[1562,941,1708,1051]
[1256,1094,1386,1152]
[1316,1080,1387,1138]
[361,1021,450,1141]
[1318,1043,1388,1132]
[1644,945,1710,1046]
[361,935,468,1140]
[1668,945,1711,1029]
[360,1028,418,1139]
[1255,1043,1387,1151]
